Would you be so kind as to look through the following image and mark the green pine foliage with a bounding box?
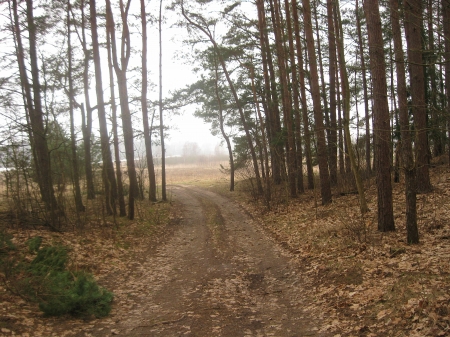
[1,236,113,318]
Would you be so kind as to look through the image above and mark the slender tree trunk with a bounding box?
[256,0,278,185]
[390,0,418,243]
[67,3,85,213]
[364,0,395,232]
[302,0,332,205]
[326,0,338,186]
[284,0,304,193]
[313,0,331,157]
[356,0,371,175]
[444,0,450,166]
[106,0,139,219]
[213,55,234,191]
[25,0,62,225]
[79,0,95,200]
[141,0,157,202]
[334,0,368,214]
[404,0,432,193]
[270,0,296,197]
[249,65,271,204]
[106,22,126,217]
[159,0,167,201]
[292,0,314,190]
[90,0,117,216]
[427,0,442,157]
[256,0,284,185]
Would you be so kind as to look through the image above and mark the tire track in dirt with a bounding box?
[52,186,328,336]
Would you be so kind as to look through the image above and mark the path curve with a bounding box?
[57,186,327,336]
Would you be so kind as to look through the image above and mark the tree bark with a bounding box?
[334,0,368,214]
[355,0,371,175]
[284,0,304,193]
[25,0,62,225]
[67,2,85,213]
[301,0,332,205]
[292,0,314,190]
[79,0,95,200]
[106,19,127,217]
[444,0,450,166]
[364,0,395,232]
[159,0,167,201]
[90,0,118,216]
[326,0,338,186]
[390,0,418,243]
[141,0,157,202]
[106,0,139,219]
[270,0,296,197]
[404,0,432,193]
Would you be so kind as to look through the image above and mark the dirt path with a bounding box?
[52,186,327,336]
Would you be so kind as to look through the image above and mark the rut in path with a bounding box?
[55,186,328,336]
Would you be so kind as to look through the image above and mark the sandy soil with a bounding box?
[42,185,329,337]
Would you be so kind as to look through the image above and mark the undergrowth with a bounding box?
[0,235,113,318]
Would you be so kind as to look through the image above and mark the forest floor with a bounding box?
[0,161,449,336]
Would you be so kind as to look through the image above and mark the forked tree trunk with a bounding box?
[106,25,127,217]
[90,0,118,216]
[364,0,395,232]
[106,0,139,219]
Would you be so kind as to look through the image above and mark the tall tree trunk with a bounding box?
[334,0,368,214]
[284,0,304,193]
[404,0,432,193]
[106,20,127,217]
[390,0,419,243]
[364,0,395,232]
[106,0,139,219]
[292,0,314,190]
[356,0,371,175]
[313,0,331,162]
[79,0,95,200]
[213,55,234,192]
[25,0,62,225]
[141,0,157,202]
[427,0,442,157]
[181,3,264,195]
[326,0,338,186]
[90,0,117,216]
[269,0,297,197]
[67,2,85,213]
[249,65,271,204]
[444,0,450,166]
[256,0,284,185]
[270,0,296,197]
[159,0,167,201]
[301,0,332,205]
